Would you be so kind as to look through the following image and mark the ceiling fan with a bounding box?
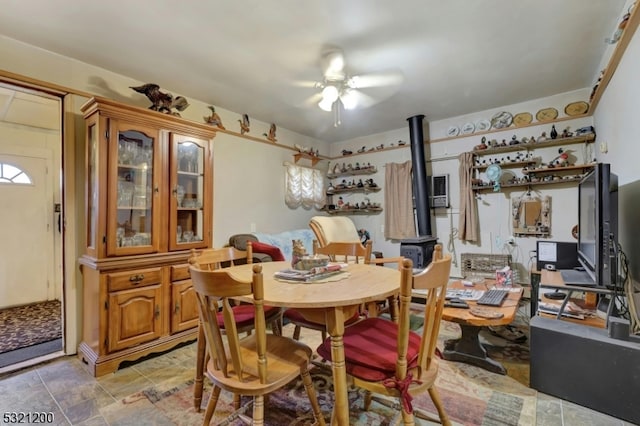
[309,47,403,127]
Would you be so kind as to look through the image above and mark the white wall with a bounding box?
[593,20,640,286]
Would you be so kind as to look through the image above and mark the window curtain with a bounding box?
[458,152,478,241]
[285,163,324,209]
[384,161,416,239]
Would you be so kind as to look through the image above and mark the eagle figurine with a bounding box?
[204,106,225,129]
[130,83,190,116]
[238,114,250,135]
[263,123,277,142]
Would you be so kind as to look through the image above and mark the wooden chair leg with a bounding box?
[233,393,241,410]
[194,323,206,411]
[427,387,451,426]
[321,330,327,341]
[203,385,221,425]
[252,395,265,425]
[293,325,302,340]
[363,390,373,411]
[300,368,327,426]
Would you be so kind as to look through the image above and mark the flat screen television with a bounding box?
[576,163,618,288]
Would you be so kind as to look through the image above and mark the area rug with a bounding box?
[133,357,536,425]
[0,300,62,354]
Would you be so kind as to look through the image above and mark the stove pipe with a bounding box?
[407,114,432,236]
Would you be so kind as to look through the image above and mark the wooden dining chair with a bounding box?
[189,243,283,411]
[283,240,372,341]
[317,244,453,425]
[190,263,326,425]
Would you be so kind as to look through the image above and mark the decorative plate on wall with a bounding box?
[536,107,559,122]
[475,119,491,132]
[491,111,513,129]
[564,101,590,116]
[461,122,475,135]
[447,126,460,137]
[513,112,533,127]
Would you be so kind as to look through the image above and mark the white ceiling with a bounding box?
[0,0,627,142]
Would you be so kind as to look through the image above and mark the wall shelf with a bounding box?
[327,186,381,195]
[324,207,383,215]
[327,167,377,179]
[293,152,321,166]
[471,134,595,156]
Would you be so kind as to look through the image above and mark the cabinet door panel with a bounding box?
[108,285,162,352]
[107,121,161,256]
[171,280,199,333]
[169,133,212,250]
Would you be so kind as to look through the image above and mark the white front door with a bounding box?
[0,147,55,308]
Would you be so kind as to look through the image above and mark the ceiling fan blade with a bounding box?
[299,92,323,108]
[291,79,320,89]
[349,71,404,89]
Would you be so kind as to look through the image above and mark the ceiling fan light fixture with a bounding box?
[340,90,357,110]
[321,85,339,103]
[318,98,334,112]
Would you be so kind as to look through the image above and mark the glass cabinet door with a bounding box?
[169,133,210,250]
[107,122,160,256]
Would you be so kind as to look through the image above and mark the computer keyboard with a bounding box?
[476,289,510,306]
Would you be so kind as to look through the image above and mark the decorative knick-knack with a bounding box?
[175,185,185,207]
[263,123,277,142]
[238,114,250,134]
[204,106,225,129]
[550,125,558,139]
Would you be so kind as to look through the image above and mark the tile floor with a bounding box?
[0,324,632,426]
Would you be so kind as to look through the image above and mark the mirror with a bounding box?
[512,194,551,236]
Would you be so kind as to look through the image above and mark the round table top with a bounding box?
[226,261,400,309]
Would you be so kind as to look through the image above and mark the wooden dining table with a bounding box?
[194,260,401,425]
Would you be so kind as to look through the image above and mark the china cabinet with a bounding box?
[78,97,216,376]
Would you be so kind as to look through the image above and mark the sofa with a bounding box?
[228,229,316,263]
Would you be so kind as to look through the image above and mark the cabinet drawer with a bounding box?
[170,264,191,282]
[107,267,163,292]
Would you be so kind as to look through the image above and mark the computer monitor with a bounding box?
[577,163,618,288]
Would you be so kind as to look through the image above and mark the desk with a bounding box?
[195,261,400,425]
[439,281,523,375]
[539,270,611,327]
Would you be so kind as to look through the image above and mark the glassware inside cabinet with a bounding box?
[175,140,205,245]
[116,130,154,248]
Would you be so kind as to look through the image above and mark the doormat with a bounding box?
[0,300,62,354]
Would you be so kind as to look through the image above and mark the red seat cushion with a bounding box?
[251,241,285,261]
[219,305,280,328]
[283,308,360,328]
[316,317,422,382]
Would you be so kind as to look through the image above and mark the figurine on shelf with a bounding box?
[561,127,574,138]
[130,83,190,116]
[337,196,344,208]
[357,146,366,153]
[474,136,488,151]
[357,179,364,188]
[342,149,352,156]
[398,140,407,146]
[238,114,250,134]
[263,123,277,142]
[550,125,558,139]
[332,163,340,174]
[509,135,519,145]
[537,132,547,143]
[204,106,226,129]
[376,144,384,150]
[548,148,570,167]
